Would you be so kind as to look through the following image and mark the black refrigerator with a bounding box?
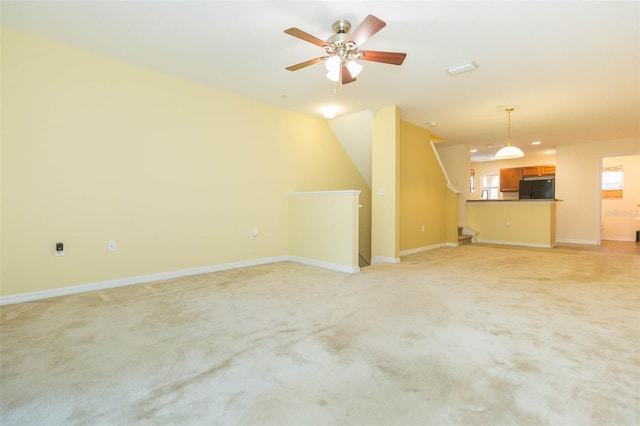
[519,178,555,199]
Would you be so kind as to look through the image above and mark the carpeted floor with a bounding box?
[1,244,638,425]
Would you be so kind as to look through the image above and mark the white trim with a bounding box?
[600,236,636,242]
[446,183,461,194]
[287,256,359,274]
[0,256,288,306]
[467,199,558,204]
[400,243,448,256]
[287,190,361,196]
[476,239,555,248]
[431,140,461,194]
[371,256,401,265]
[555,238,599,245]
[0,255,366,306]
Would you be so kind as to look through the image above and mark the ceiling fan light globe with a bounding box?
[494,145,524,159]
[325,56,341,73]
[326,69,340,82]
[347,60,363,77]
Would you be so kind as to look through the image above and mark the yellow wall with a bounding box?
[288,191,360,271]
[467,201,556,247]
[371,105,400,263]
[445,190,459,244]
[0,28,370,296]
[399,121,451,252]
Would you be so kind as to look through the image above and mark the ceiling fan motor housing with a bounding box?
[326,20,359,61]
[331,20,351,35]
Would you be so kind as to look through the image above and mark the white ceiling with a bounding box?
[2,1,638,162]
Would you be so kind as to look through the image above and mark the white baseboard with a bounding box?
[287,256,359,274]
[0,255,365,306]
[555,238,599,245]
[0,256,290,306]
[477,239,554,248]
[601,236,636,242]
[400,243,449,256]
[371,256,401,265]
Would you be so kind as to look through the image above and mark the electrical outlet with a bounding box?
[107,240,117,252]
[55,242,64,257]
[251,229,259,239]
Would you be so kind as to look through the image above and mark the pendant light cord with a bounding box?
[506,107,514,146]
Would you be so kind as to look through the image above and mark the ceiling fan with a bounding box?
[284,15,407,85]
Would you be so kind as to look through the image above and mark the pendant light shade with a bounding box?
[494,108,524,160]
[494,145,524,159]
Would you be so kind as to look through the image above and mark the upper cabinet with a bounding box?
[523,165,556,177]
[540,165,556,175]
[500,168,523,192]
[500,164,556,192]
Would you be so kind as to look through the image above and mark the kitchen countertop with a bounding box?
[467,199,562,202]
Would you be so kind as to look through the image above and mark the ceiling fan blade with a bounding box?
[347,15,386,47]
[284,28,328,48]
[359,50,407,65]
[341,65,356,84]
[285,57,327,71]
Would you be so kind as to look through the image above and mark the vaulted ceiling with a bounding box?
[2,1,638,161]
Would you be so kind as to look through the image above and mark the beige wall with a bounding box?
[601,155,640,241]
[0,28,370,296]
[555,138,640,244]
[399,121,452,252]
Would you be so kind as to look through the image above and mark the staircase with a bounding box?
[458,226,473,245]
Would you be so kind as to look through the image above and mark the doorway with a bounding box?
[600,154,640,242]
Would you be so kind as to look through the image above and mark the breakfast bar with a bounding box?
[466,199,559,248]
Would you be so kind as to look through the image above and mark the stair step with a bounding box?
[458,233,473,245]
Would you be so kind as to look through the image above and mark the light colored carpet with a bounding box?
[1,244,638,425]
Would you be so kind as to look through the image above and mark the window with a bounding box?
[481,174,499,199]
[602,165,623,199]
[470,169,475,193]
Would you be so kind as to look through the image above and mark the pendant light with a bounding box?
[494,107,524,160]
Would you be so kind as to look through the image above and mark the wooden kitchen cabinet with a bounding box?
[540,165,556,175]
[522,166,541,177]
[499,168,523,192]
[522,165,556,177]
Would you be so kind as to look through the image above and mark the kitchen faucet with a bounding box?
[481,189,489,199]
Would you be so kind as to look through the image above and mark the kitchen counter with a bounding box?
[468,199,562,202]
[466,200,558,247]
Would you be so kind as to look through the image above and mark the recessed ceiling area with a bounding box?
[2,1,637,162]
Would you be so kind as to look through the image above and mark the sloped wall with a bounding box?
[0,28,370,297]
